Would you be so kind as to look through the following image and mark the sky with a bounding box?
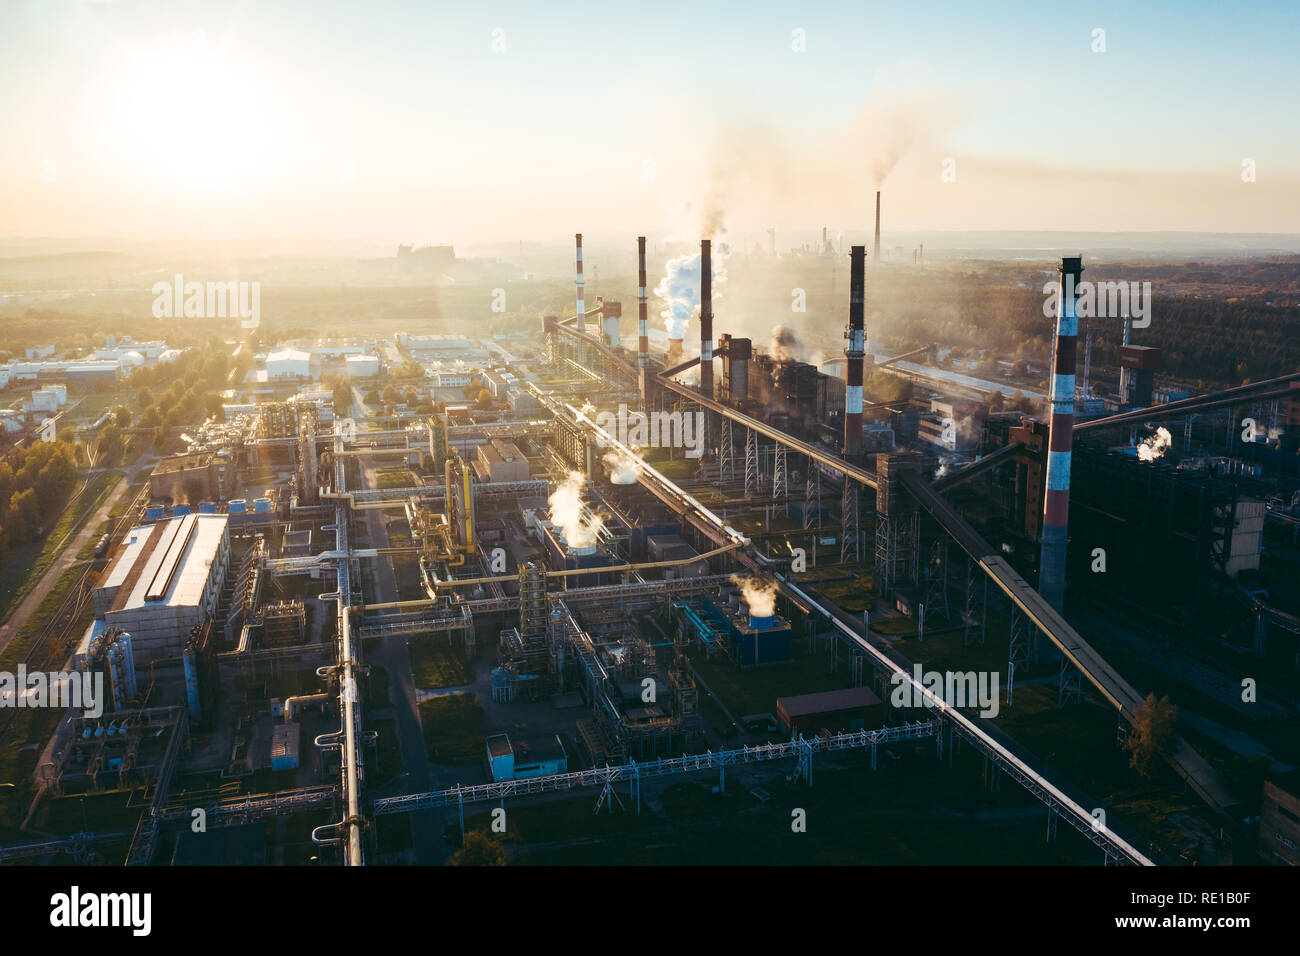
[1,0,1297,245]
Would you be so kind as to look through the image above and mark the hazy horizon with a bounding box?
[3,0,1298,244]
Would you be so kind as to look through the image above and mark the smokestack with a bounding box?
[1118,312,1132,406]
[1039,256,1082,612]
[575,233,585,332]
[700,239,714,398]
[873,191,881,263]
[843,245,866,457]
[637,236,649,369]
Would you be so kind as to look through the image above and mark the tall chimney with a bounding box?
[1118,312,1132,406]
[637,236,649,369]
[873,191,881,263]
[1039,256,1082,612]
[843,245,866,457]
[700,239,714,398]
[574,233,585,332]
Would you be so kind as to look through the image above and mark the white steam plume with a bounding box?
[654,240,730,342]
[547,471,605,548]
[1137,427,1173,462]
[730,573,777,619]
[602,450,639,485]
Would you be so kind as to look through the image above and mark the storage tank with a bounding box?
[229,499,247,514]
[183,644,202,722]
[253,497,272,513]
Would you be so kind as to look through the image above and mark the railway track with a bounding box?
[0,478,151,742]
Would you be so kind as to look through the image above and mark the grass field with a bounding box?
[377,467,414,489]
[409,635,473,689]
[0,563,94,675]
[419,693,486,765]
[0,467,123,622]
[459,747,1091,865]
[691,644,850,721]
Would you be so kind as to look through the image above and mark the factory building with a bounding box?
[647,534,708,578]
[265,347,313,380]
[482,369,510,401]
[150,452,224,503]
[474,439,529,483]
[776,687,884,736]
[92,513,232,670]
[485,733,568,782]
[344,354,381,377]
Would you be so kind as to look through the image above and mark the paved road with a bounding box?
[0,458,151,656]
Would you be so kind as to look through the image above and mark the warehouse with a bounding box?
[93,513,232,669]
[474,439,529,483]
[265,347,313,380]
[344,353,380,377]
[776,687,884,736]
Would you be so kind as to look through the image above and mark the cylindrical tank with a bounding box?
[183,645,202,722]
[229,499,247,514]
[118,631,137,697]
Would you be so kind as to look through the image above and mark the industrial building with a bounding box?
[265,347,313,380]
[485,733,568,782]
[473,439,529,483]
[1260,771,1300,866]
[149,451,225,503]
[776,687,884,736]
[92,513,232,669]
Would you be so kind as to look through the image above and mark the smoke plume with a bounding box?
[602,450,639,485]
[547,471,605,548]
[730,573,777,619]
[1137,426,1173,462]
[654,240,730,342]
[768,324,802,362]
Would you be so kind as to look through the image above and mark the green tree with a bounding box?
[447,831,506,866]
[1124,693,1179,777]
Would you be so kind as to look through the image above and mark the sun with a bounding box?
[111,35,280,196]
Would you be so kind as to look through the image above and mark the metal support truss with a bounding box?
[374,722,940,816]
[772,443,788,506]
[1008,607,1029,705]
[922,539,951,621]
[841,479,861,563]
[719,416,734,484]
[1058,655,1082,707]
[803,461,819,530]
[794,736,815,786]
[744,427,759,497]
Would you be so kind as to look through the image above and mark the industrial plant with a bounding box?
[1,179,1297,878]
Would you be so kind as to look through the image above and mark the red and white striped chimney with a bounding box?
[637,236,649,369]
[700,239,714,398]
[844,245,866,457]
[574,233,585,332]
[1039,256,1082,611]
